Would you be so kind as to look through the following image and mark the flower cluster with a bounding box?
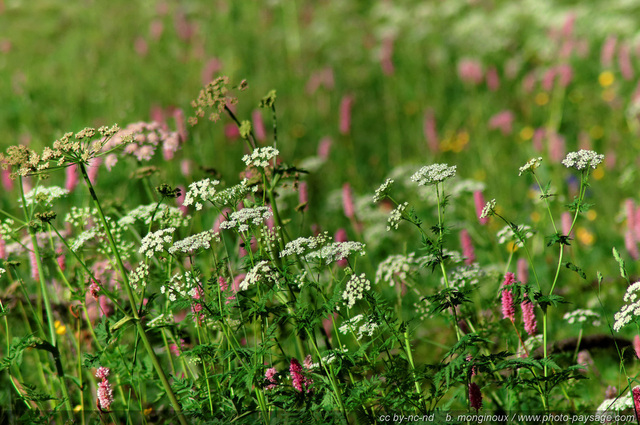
[20,185,69,207]
[563,309,601,327]
[290,357,313,393]
[561,150,604,170]
[219,207,272,233]
[445,264,484,288]
[342,273,371,309]
[211,179,252,206]
[239,260,278,291]
[102,121,180,169]
[118,204,190,228]
[497,224,534,247]
[95,367,114,412]
[613,282,640,331]
[480,199,496,219]
[338,314,380,340]
[373,178,394,203]
[387,202,408,231]
[304,241,366,265]
[189,76,237,125]
[410,163,457,186]
[375,253,422,287]
[280,232,331,257]
[242,147,279,168]
[168,230,220,255]
[128,263,149,291]
[139,227,175,258]
[518,157,543,176]
[160,271,200,302]
[182,178,220,211]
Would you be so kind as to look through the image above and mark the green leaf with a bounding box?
[613,247,628,279]
[565,262,586,279]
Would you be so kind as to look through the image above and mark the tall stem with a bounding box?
[78,163,188,425]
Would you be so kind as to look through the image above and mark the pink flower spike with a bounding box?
[290,358,305,392]
[486,66,500,91]
[339,95,354,135]
[460,229,475,265]
[501,288,515,321]
[95,367,110,380]
[317,137,332,159]
[541,67,556,92]
[561,211,573,238]
[202,57,222,86]
[1,168,12,191]
[521,298,537,336]
[65,165,78,192]
[458,59,484,85]
[87,157,101,184]
[469,382,482,411]
[423,109,439,154]
[503,272,516,287]
[342,183,355,219]
[601,36,617,68]
[633,386,640,419]
[380,36,395,76]
[176,185,188,216]
[619,43,634,81]
[488,110,514,136]
[473,191,488,225]
[625,230,639,260]
[0,234,5,260]
[97,378,114,412]
[252,109,267,142]
[298,181,309,211]
[173,109,188,143]
[29,248,39,281]
[517,258,528,285]
[634,335,640,359]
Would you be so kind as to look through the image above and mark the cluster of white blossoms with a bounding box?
[480,199,496,219]
[70,228,101,251]
[119,204,190,228]
[161,271,200,302]
[242,147,279,168]
[20,186,69,207]
[211,179,253,206]
[342,273,371,309]
[65,206,97,227]
[338,314,379,340]
[129,263,149,291]
[373,178,394,203]
[375,253,420,287]
[139,227,175,258]
[168,230,220,255]
[518,157,543,176]
[596,393,633,413]
[563,309,601,327]
[0,267,5,278]
[445,264,484,288]
[561,150,604,171]
[613,281,640,331]
[183,178,220,211]
[280,232,331,257]
[239,260,278,291]
[387,202,408,231]
[410,164,456,186]
[146,312,175,328]
[496,224,534,247]
[305,241,366,265]
[219,207,272,233]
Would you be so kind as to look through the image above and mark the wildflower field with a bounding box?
[4,1,640,424]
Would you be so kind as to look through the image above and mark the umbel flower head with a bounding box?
[410,163,457,186]
[561,150,604,171]
[0,125,121,178]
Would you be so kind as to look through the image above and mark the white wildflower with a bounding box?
[280,232,330,257]
[563,309,601,326]
[410,164,456,186]
[373,178,394,203]
[20,186,69,207]
[242,147,279,168]
[596,393,633,413]
[305,241,366,265]
[387,202,408,231]
[129,263,150,291]
[161,271,200,302]
[168,230,220,255]
[118,204,190,228]
[183,178,220,211]
[211,179,251,206]
[561,150,604,171]
[239,260,278,291]
[0,267,5,278]
[139,227,175,258]
[445,264,484,288]
[613,281,640,331]
[219,207,272,233]
[338,314,379,340]
[480,199,496,219]
[146,312,175,328]
[342,273,371,309]
[497,225,534,247]
[375,253,419,287]
[518,157,543,176]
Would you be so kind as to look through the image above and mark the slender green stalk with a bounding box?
[77,162,189,425]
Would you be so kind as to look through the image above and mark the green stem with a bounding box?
[78,162,188,425]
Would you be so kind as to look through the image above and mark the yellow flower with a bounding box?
[535,92,549,106]
[598,71,615,87]
[576,227,595,246]
[73,405,83,413]
[506,241,519,253]
[519,126,534,141]
[593,167,604,180]
[586,210,597,221]
[54,320,66,335]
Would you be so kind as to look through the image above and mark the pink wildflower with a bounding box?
[561,211,573,238]
[625,230,639,260]
[201,57,223,86]
[460,229,475,265]
[252,109,267,142]
[466,354,477,377]
[180,159,192,176]
[601,36,617,68]
[0,234,5,260]
[303,355,313,370]
[173,109,188,143]
[29,248,39,281]
[89,281,100,300]
[473,191,488,225]
[488,110,514,136]
[317,137,332,159]
[605,386,617,400]
[224,123,240,140]
[134,37,148,57]
[457,59,483,85]
[339,95,354,135]
[423,109,439,153]
[56,248,66,272]
[290,358,305,392]
[485,66,500,91]
[1,168,12,191]
[634,387,640,420]
[149,19,164,40]
[522,71,536,93]
[521,298,537,336]
[342,183,355,219]
[298,181,309,211]
[87,157,101,184]
[173,9,195,41]
[541,67,556,92]
[469,382,482,411]
[501,273,516,321]
[334,228,349,268]
[556,64,573,88]
[213,208,231,233]
[96,368,114,412]
[176,185,188,216]
[517,258,528,285]
[380,36,395,76]
[65,165,78,192]
[265,367,278,390]
[95,366,110,380]
[618,43,634,81]
[532,128,545,152]
[547,131,565,162]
